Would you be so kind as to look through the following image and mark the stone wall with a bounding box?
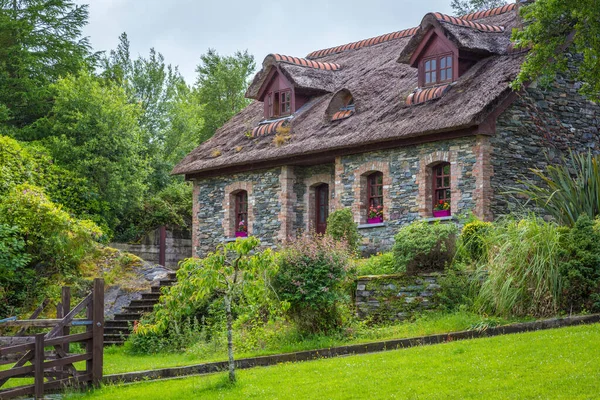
[192,168,282,258]
[110,228,192,269]
[492,65,600,217]
[355,273,442,321]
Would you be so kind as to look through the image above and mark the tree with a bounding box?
[173,238,273,382]
[451,0,507,16]
[194,49,255,142]
[512,0,600,102]
[0,0,92,129]
[39,70,148,232]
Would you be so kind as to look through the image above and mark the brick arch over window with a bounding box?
[418,151,461,217]
[223,182,254,238]
[304,174,334,232]
[352,161,391,224]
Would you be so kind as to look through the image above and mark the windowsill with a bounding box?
[358,222,386,229]
[223,238,237,243]
[421,216,454,223]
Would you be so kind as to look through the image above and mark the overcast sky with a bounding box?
[76,0,454,84]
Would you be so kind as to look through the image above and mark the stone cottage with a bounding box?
[173,2,600,257]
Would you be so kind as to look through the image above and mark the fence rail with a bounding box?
[0,278,104,400]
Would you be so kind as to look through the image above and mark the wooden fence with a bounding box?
[0,278,104,399]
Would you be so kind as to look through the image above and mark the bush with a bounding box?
[559,215,600,313]
[0,225,33,316]
[326,208,360,252]
[353,252,398,276]
[393,221,458,275]
[435,266,479,312]
[273,233,351,333]
[475,216,564,317]
[458,220,492,264]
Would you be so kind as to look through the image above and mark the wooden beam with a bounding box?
[1,319,92,328]
[34,334,44,399]
[91,278,104,386]
[45,294,91,339]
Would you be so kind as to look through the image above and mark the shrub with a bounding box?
[458,220,492,264]
[435,266,479,312]
[512,151,600,226]
[353,252,399,276]
[475,216,564,317]
[393,221,458,275]
[273,233,351,333]
[0,224,33,316]
[559,215,600,313]
[326,208,360,252]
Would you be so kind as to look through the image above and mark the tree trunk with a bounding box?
[224,294,236,383]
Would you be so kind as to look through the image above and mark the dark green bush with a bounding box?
[559,215,600,313]
[273,233,351,333]
[0,224,32,316]
[458,220,492,264]
[393,221,458,275]
[326,208,360,252]
[435,267,479,312]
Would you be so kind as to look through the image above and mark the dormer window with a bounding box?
[267,89,292,118]
[422,53,453,86]
[279,90,291,116]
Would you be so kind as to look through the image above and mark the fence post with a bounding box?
[91,278,104,386]
[62,286,71,353]
[34,333,45,399]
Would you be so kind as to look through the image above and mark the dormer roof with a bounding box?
[174,3,525,177]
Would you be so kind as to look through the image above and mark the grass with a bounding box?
[67,323,600,399]
[101,311,521,375]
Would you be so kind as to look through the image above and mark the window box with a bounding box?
[235,231,248,238]
[367,216,384,224]
[432,210,451,218]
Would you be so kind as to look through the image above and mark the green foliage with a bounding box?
[435,267,479,312]
[125,317,206,355]
[39,70,149,232]
[393,221,458,275]
[353,252,399,276]
[458,220,492,264]
[0,0,92,128]
[512,152,600,226]
[450,0,507,16]
[194,49,255,142]
[558,215,600,313]
[273,233,351,333]
[475,216,564,317]
[0,224,32,316]
[0,183,102,277]
[325,208,360,252]
[512,0,600,102]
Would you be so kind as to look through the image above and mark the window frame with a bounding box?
[279,90,291,116]
[421,53,454,87]
[235,191,248,233]
[367,171,384,222]
[432,163,451,214]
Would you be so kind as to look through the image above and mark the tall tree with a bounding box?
[39,70,148,231]
[0,0,91,129]
[194,49,255,142]
[512,0,600,102]
[451,0,507,16]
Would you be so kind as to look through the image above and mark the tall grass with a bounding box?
[475,216,564,317]
[514,151,600,226]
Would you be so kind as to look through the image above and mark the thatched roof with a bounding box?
[174,4,524,177]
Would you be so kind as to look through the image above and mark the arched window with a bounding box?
[433,163,451,216]
[367,172,384,223]
[235,191,248,237]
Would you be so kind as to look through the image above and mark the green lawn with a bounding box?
[68,323,600,399]
[101,311,520,375]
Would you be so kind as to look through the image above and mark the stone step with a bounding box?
[167,272,177,280]
[113,313,142,321]
[128,299,160,307]
[104,320,131,329]
[159,279,177,287]
[104,340,125,347]
[103,333,130,342]
[150,286,163,294]
[123,305,155,314]
[104,326,131,335]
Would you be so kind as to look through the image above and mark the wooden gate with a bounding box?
[0,278,104,399]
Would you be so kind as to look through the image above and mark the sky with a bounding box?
[76,0,455,84]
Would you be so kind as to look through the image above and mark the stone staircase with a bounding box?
[103,271,178,346]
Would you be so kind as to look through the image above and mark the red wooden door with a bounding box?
[315,184,329,234]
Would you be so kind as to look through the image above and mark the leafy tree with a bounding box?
[0,0,91,129]
[39,70,149,232]
[0,224,31,316]
[512,0,600,102]
[451,0,507,16]
[194,49,255,142]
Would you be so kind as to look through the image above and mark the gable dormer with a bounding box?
[409,29,458,88]
[259,69,294,119]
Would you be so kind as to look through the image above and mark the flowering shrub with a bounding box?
[273,233,351,333]
[434,199,451,211]
[368,205,383,219]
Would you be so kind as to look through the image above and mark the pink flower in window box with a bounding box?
[432,209,451,218]
[235,231,248,238]
[236,220,248,237]
[367,216,384,224]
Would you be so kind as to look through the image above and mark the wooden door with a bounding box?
[315,184,329,234]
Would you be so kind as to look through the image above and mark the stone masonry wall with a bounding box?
[193,168,282,258]
[492,63,600,217]
[337,137,479,254]
[355,274,442,322]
